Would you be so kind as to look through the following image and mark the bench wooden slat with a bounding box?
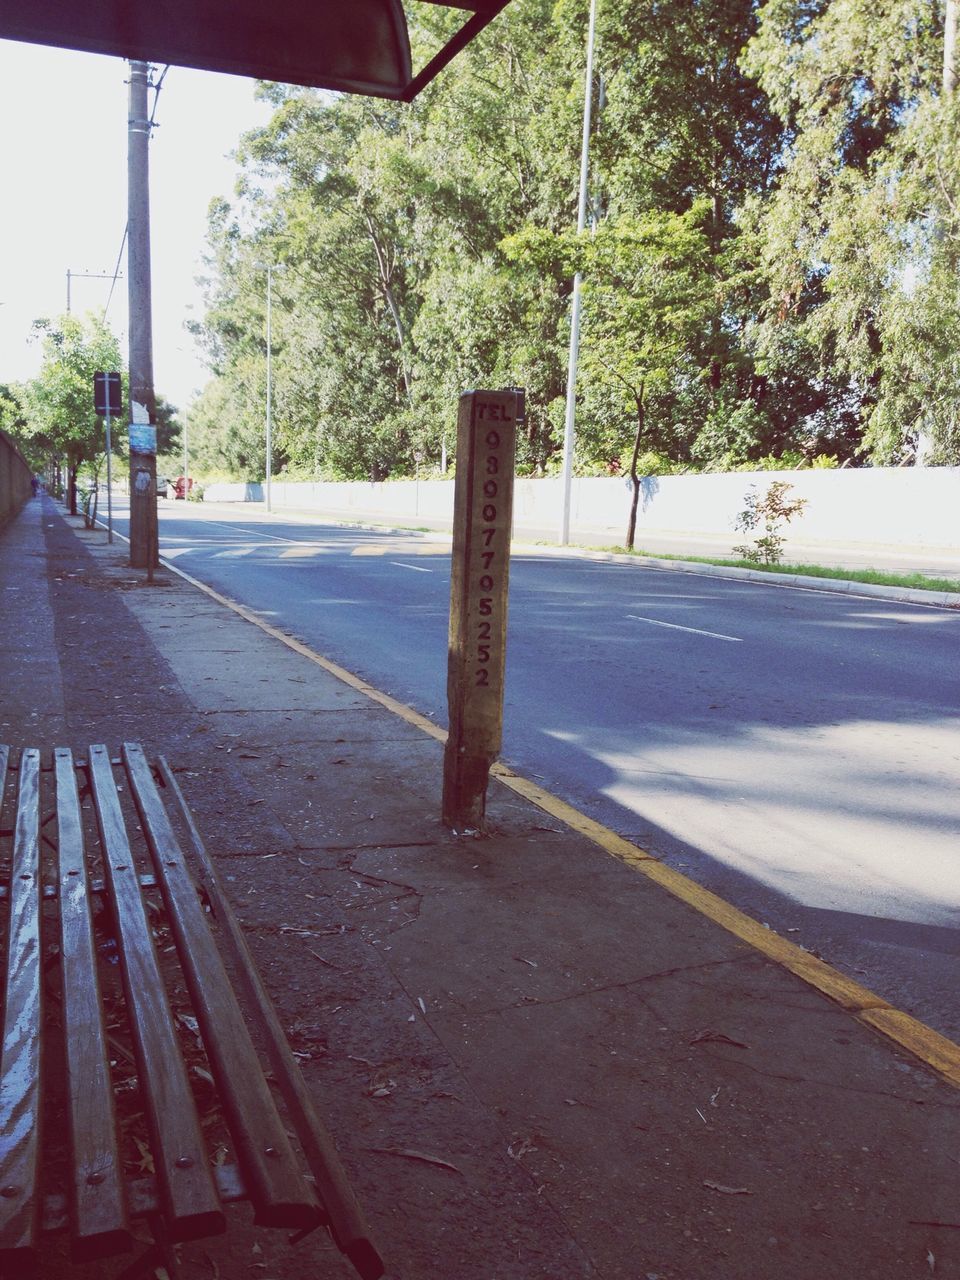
[55,748,132,1259]
[0,748,43,1262]
[87,744,225,1243]
[157,757,386,1280]
[123,743,322,1231]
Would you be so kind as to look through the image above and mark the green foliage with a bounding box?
[745,0,960,463]
[184,0,960,480]
[154,396,182,455]
[733,479,808,563]
[0,383,37,465]
[20,314,125,506]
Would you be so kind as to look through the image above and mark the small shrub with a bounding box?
[749,450,806,471]
[733,481,807,565]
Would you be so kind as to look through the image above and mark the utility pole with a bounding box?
[558,0,598,546]
[127,60,158,570]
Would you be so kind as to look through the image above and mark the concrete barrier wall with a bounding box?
[203,481,264,503]
[0,428,33,529]
[208,467,960,549]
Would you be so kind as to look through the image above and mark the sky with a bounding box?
[0,39,274,409]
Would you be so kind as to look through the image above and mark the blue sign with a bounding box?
[129,423,157,455]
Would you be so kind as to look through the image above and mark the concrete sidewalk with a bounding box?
[4,495,960,1280]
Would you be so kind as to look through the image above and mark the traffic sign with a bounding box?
[93,371,122,417]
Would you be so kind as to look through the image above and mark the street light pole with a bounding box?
[559,0,598,546]
[254,261,283,513]
[265,262,273,514]
[182,411,188,507]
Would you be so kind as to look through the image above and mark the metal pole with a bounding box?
[66,269,71,314]
[182,409,188,506]
[127,60,159,570]
[265,263,273,514]
[559,0,598,546]
[946,0,958,93]
[105,408,113,543]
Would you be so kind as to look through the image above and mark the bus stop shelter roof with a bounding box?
[0,0,510,101]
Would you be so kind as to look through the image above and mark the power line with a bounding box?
[102,224,128,321]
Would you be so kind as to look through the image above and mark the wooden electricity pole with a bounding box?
[442,389,522,831]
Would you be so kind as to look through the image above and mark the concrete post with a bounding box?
[127,60,158,570]
[442,389,521,831]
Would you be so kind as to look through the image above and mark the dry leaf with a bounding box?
[176,1013,201,1038]
[134,1137,155,1175]
[703,1180,752,1196]
[368,1147,462,1174]
[508,1136,537,1161]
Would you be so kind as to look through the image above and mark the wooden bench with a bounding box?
[0,743,384,1278]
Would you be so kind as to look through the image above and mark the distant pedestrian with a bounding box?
[30,475,39,497]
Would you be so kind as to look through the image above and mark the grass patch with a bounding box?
[593,547,960,594]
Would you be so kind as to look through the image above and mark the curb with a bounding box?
[515,545,960,610]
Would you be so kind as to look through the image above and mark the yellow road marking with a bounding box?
[278,545,322,559]
[351,541,451,557]
[161,551,960,1090]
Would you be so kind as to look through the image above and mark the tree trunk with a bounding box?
[68,463,79,516]
[364,212,411,399]
[626,389,645,551]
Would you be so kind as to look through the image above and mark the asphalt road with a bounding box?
[111,500,960,1039]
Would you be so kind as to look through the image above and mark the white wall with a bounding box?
[207,468,960,549]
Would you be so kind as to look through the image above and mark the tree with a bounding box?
[745,0,960,462]
[154,395,182,456]
[187,0,960,482]
[23,314,125,513]
[578,208,714,545]
[0,383,28,444]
